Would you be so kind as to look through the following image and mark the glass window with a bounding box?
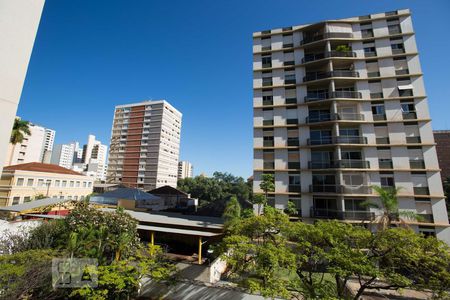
[62,181,67,187]
[76,181,80,187]
[27,178,34,186]
[24,196,31,203]
[55,180,60,187]
[38,179,44,187]
[16,178,24,186]
[70,181,74,187]
[381,176,395,187]
[12,197,20,205]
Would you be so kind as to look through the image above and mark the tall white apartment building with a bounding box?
[252,9,450,242]
[178,160,193,179]
[80,135,108,181]
[0,0,45,175]
[51,144,75,169]
[5,123,55,166]
[107,100,182,190]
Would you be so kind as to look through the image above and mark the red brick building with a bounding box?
[434,130,450,180]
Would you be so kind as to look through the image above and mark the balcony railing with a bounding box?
[306,113,364,123]
[402,112,417,120]
[263,162,275,169]
[370,92,384,99]
[301,50,356,64]
[311,208,375,220]
[395,69,409,75]
[308,160,369,169]
[376,137,390,144]
[288,162,301,169]
[303,71,359,82]
[301,32,353,45]
[414,187,430,195]
[417,214,434,223]
[342,185,372,194]
[307,136,367,145]
[364,51,377,57]
[287,139,300,147]
[367,71,380,78]
[406,136,421,143]
[410,159,425,169]
[304,91,362,102]
[309,184,341,193]
[379,159,393,169]
[289,185,301,193]
[373,114,387,121]
[338,159,370,168]
[263,120,274,126]
[263,140,274,147]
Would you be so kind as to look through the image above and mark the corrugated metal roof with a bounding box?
[101,208,224,229]
[99,188,161,201]
[137,224,221,237]
[0,198,71,212]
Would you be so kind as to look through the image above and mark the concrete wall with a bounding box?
[0,0,45,175]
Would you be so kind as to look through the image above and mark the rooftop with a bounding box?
[0,197,71,212]
[3,162,83,176]
[149,185,188,197]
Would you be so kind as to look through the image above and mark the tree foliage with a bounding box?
[0,203,175,299]
[177,172,251,216]
[221,209,450,299]
[10,118,31,145]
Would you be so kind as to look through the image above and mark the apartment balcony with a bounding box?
[306,113,364,124]
[402,112,417,120]
[367,71,380,78]
[310,208,375,220]
[287,139,300,147]
[307,136,367,146]
[262,120,274,126]
[303,70,359,82]
[304,91,362,102]
[286,118,298,125]
[300,32,353,45]
[364,51,377,58]
[376,137,390,144]
[286,98,297,104]
[288,185,302,193]
[392,48,405,55]
[262,99,273,106]
[414,187,430,195]
[263,162,275,169]
[370,92,384,99]
[263,140,274,147]
[308,160,369,169]
[301,50,357,64]
[379,159,393,169]
[342,185,372,194]
[373,114,387,121]
[410,159,425,169]
[417,214,434,223]
[406,136,421,144]
[309,184,342,193]
[288,162,301,169]
[395,69,409,76]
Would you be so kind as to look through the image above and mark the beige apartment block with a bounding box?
[107,100,182,190]
[0,162,94,206]
[252,9,450,243]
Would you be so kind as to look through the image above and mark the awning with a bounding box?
[398,84,413,90]
[0,198,71,212]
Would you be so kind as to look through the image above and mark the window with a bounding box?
[380,176,395,187]
[70,181,74,187]
[24,196,31,203]
[55,180,60,187]
[12,197,20,205]
[371,102,386,120]
[369,80,383,99]
[393,57,408,75]
[83,181,87,187]
[62,180,67,187]
[16,178,24,186]
[27,178,34,186]
[88,182,92,187]
[76,181,80,187]
[262,54,271,68]
[345,199,367,211]
[68,196,72,200]
[38,179,44,187]
[366,60,380,77]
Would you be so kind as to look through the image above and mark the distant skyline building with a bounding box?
[178,161,193,179]
[252,9,449,243]
[107,100,182,190]
[434,130,450,180]
[50,143,75,170]
[5,122,55,166]
[0,0,46,175]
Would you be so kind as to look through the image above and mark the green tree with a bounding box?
[223,196,241,229]
[252,194,266,215]
[284,200,298,216]
[259,174,275,201]
[366,186,422,230]
[8,118,31,165]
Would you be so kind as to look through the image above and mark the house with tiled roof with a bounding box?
[0,162,93,206]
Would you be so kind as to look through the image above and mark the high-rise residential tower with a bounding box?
[51,144,75,170]
[178,161,193,179]
[0,0,45,175]
[252,9,449,242]
[5,122,55,166]
[107,100,182,190]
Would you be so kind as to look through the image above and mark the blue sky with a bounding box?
[18,0,450,178]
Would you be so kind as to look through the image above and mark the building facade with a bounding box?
[0,0,45,176]
[5,123,55,166]
[434,130,450,180]
[51,144,75,170]
[178,161,193,179]
[0,162,93,206]
[252,9,450,242]
[107,100,182,190]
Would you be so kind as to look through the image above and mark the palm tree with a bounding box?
[365,185,423,230]
[8,119,31,165]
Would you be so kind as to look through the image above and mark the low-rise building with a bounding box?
[0,162,94,206]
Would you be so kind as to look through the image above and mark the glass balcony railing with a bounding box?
[307,136,367,145]
[308,161,334,169]
[289,185,302,193]
[310,208,375,220]
[300,32,353,45]
[309,184,341,193]
[304,91,362,102]
[402,112,417,120]
[303,71,359,82]
[414,187,430,195]
[379,159,393,169]
[301,50,356,64]
[338,160,370,168]
[406,136,421,144]
[409,159,425,169]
